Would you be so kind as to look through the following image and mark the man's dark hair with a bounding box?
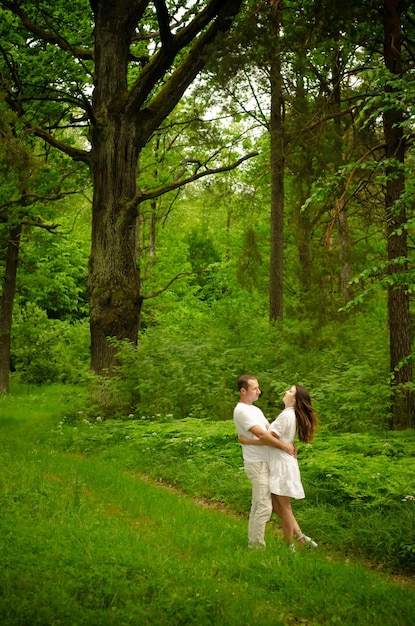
[237,374,257,391]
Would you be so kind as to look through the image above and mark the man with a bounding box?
[233,374,295,548]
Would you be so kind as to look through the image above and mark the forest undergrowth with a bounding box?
[1,384,414,626]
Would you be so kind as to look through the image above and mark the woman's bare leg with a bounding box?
[273,494,302,543]
[272,494,302,535]
[271,493,282,519]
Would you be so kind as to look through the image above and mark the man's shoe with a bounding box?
[248,542,266,550]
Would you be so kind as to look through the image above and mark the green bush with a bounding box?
[12,303,90,385]
[87,297,391,434]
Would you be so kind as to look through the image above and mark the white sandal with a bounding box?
[297,534,318,548]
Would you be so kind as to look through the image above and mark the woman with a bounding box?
[239,385,318,550]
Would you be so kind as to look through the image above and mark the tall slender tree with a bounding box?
[269,0,284,322]
[0,223,21,393]
[382,0,414,428]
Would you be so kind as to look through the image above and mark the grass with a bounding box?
[55,403,415,574]
[0,384,414,625]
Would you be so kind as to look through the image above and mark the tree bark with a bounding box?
[269,0,284,322]
[0,224,22,393]
[332,46,353,302]
[298,210,312,294]
[87,0,243,374]
[382,0,414,428]
[87,5,141,374]
[336,198,353,301]
[291,70,312,298]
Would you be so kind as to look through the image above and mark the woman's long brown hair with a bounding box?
[294,385,318,443]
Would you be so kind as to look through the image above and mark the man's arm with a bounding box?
[247,425,295,455]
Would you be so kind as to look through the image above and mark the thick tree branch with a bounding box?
[125,0,152,33]
[21,219,61,233]
[154,0,172,46]
[127,150,258,212]
[125,0,242,119]
[173,0,238,48]
[22,121,90,163]
[0,190,81,214]
[142,270,208,300]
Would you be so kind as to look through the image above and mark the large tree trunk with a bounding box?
[88,124,142,375]
[382,0,414,428]
[88,8,142,375]
[87,0,243,375]
[269,0,284,322]
[0,224,22,393]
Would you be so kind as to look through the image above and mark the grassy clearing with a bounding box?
[55,404,415,575]
[1,385,414,625]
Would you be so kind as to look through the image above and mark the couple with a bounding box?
[233,374,318,551]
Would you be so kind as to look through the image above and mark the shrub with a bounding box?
[12,303,90,385]
[87,300,391,435]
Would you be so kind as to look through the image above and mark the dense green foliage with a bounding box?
[0,0,414,427]
[80,293,390,431]
[0,385,414,626]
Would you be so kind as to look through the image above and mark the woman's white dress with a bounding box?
[268,406,305,499]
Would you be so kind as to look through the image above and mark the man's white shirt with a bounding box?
[233,402,269,463]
